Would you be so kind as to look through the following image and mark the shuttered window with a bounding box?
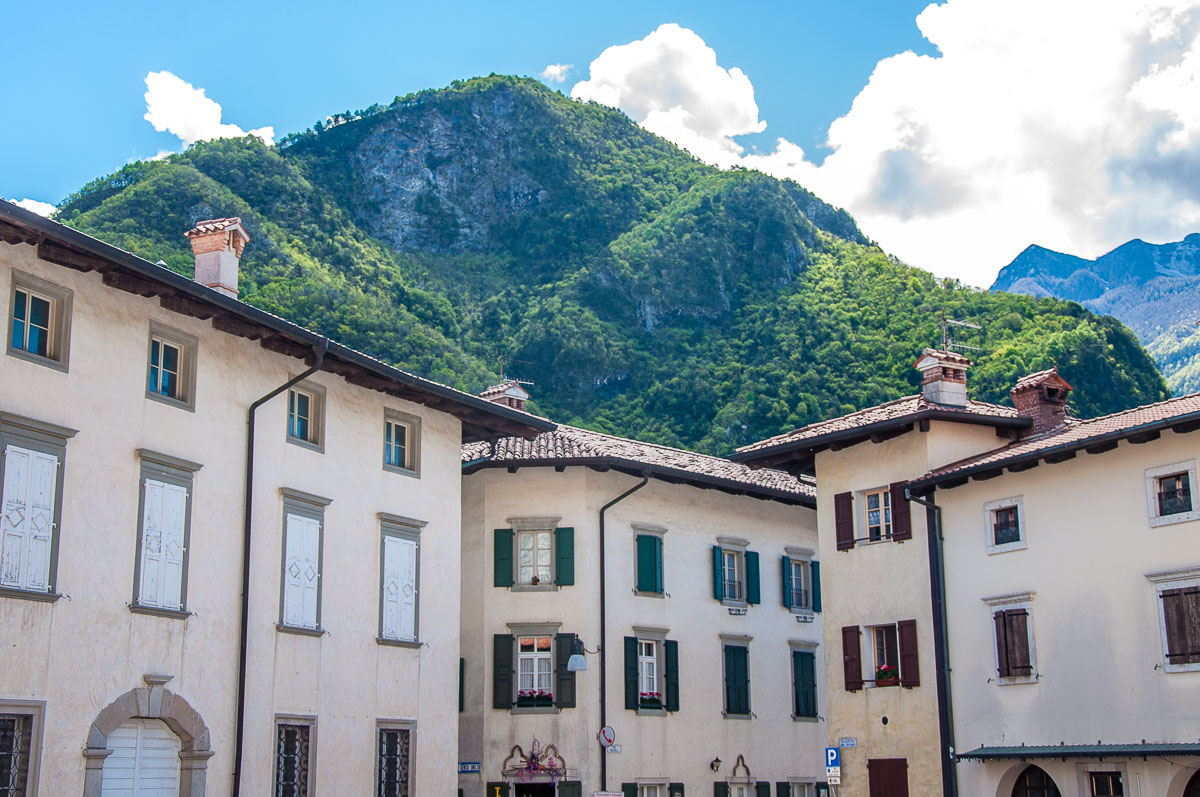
[1162,586,1200,666]
[834,492,854,550]
[280,490,329,632]
[712,545,758,604]
[0,443,59,594]
[636,534,664,594]
[380,529,419,643]
[723,644,750,716]
[994,609,1034,677]
[782,557,821,612]
[841,625,863,691]
[100,718,181,797]
[494,527,574,587]
[792,649,817,718]
[135,478,188,611]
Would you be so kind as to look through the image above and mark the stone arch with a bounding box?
[82,676,213,797]
[993,762,1031,797]
[1167,766,1200,797]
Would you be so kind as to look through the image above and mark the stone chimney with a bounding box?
[913,348,971,407]
[478,380,530,412]
[185,218,250,298]
[1011,367,1073,434]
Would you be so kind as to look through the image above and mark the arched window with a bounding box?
[1183,770,1200,797]
[1012,766,1061,797]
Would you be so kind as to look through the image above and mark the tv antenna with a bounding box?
[940,310,982,354]
[497,355,535,387]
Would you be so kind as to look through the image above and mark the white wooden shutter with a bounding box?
[381,535,418,641]
[1,444,58,592]
[138,479,187,610]
[284,512,320,628]
[100,718,181,797]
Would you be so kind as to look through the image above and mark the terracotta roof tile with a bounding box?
[184,217,244,236]
[1012,366,1072,392]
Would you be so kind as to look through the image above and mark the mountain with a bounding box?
[993,235,1200,393]
[54,75,1168,453]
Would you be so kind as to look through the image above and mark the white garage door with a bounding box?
[100,718,180,797]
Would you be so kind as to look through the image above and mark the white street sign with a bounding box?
[606,744,622,753]
[826,767,841,779]
[827,777,840,786]
[598,726,616,746]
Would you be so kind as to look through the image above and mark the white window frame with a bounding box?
[286,381,326,453]
[7,270,72,372]
[278,489,330,634]
[718,536,749,606]
[787,780,816,797]
[1145,461,1200,527]
[638,782,668,797]
[638,639,658,696]
[861,487,892,542]
[144,323,198,411]
[786,546,815,615]
[516,634,555,699]
[131,450,201,616]
[982,591,1038,685]
[0,699,45,797]
[632,625,669,715]
[1146,566,1200,673]
[983,496,1027,554]
[382,409,421,478]
[517,528,555,586]
[378,513,425,646]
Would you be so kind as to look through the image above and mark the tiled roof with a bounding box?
[184,217,243,236]
[1012,366,1071,392]
[958,742,1200,760]
[734,395,1024,456]
[464,425,815,503]
[914,392,1200,487]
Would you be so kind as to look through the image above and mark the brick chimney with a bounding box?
[478,380,530,411]
[913,348,971,407]
[185,217,250,298]
[1011,367,1073,434]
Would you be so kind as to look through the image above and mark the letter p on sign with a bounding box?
[826,748,840,768]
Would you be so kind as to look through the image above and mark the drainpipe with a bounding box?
[906,488,958,797]
[231,339,328,797]
[598,468,651,792]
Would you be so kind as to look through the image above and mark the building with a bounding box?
[459,414,829,797]
[0,202,551,797]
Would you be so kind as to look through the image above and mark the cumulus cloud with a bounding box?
[8,198,56,217]
[540,63,573,83]
[575,6,1200,285]
[143,71,274,148]
[571,23,765,168]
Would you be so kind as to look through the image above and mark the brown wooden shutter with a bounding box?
[890,482,912,540]
[1005,610,1032,675]
[1186,588,1200,663]
[1162,588,1200,664]
[897,619,920,687]
[834,492,854,550]
[841,625,863,691]
[993,611,1011,677]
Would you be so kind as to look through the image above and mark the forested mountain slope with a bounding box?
[56,75,1168,453]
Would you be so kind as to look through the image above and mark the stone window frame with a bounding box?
[982,591,1039,685]
[507,516,562,592]
[277,488,331,636]
[129,449,202,619]
[7,269,72,373]
[286,379,326,454]
[1145,565,1200,673]
[274,713,318,797]
[0,698,45,797]
[382,409,421,478]
[0,412,77,602]
[377,513,426,648]
[1145,460,1200,528]
[632,624,670,716]
[719,632,753,719]
[375,718,417,797]
[983,496,1027,555]
[788,640,820,722]
[1074,761,1130,797]
[144,322,199,412]
[717,536,750,608]
[506,621,563,715]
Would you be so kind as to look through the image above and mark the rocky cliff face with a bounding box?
[993,234,1200,391]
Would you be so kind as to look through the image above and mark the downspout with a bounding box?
[232,338,328,797]
[906,488,958,797]
[598,468,651,792]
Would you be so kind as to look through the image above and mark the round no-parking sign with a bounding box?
[598,726,616,747]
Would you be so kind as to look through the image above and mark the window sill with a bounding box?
[792,714,819,723]
[720,599,748,609]
[636,707,667,717]
[276,623,326,638]
[1149,510,1200,528]
[996,674,1038,685]
[721,712,753,721]
[510,706,561,715]
[635,590,666,599]
[377,636,422,649]
[511,584,559,592]
[0,586,60,603]
[129,604,191,620]
[382,463,420,479]
[790,608,816,618]
[6,347,68,373]
[1163,661,1200,673]
[285,435,324,455]
[145,390,195,413]
[985,540,1028,555]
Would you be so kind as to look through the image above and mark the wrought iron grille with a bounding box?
[1158,480,1192,516]
[0,714,31,797]
[275,723,310,797]
[377,728,410,797]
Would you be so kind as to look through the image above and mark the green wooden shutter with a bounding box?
[560,783,583,797]
[712,545,724,600]
[493,529,513,587]
[794,650,817,717]
[624,636,639,709]
[654,534,664,593]
[781,555,793,609]
[746,550,761,605]
[714,782,730,797]
[622,784,638,797]
[554,527,574,586]
[756,783,771,797]
[776,784,791,797]
[459,657,464,712]
[724,644,749,715]
[664,639,680,711]
[487,784,510,797]
[555,633,577,708]
[492,634,513,708]
[637,534,657,592]
[811,561,822,612]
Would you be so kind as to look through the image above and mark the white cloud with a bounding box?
[540,63,573,83]
[8,198,56,217]
[574,6,1200,285]
[143,71,274,148]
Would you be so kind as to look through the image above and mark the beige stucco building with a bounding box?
[458,421,828,797]
[0,203,550,797]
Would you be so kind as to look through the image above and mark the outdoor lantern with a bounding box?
[710,757,721,772]
[567,638,587,672]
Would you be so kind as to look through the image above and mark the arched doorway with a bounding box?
[100,719,181,796]
[1012,765,1061,797]
[1184,771,1200,797]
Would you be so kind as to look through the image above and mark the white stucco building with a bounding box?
[458,417,828,797]
[0,203,551,797]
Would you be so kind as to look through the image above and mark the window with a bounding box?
[0,413,75,599]
[864,489,892,541]
[639,785,665,797]
[624,633,678,712]
[286,382,325,452]
[634,527,665,595]
[638,640,658,699]
[383,410,421,477]
[275,721,313,797]
[0,702,43,797]
[835,485,910,550]
[492,524,574,589]
[145,324,198,410]
[279,489,330,632]
[8,271,71,371]
[1090,772,1123,796]
[518,530,553,585]
[1147,567,1200,672]
[791,647,818,719]
[377,726,412,797]
[1146,461,1200,526]
[132,450,201,615]
[842,621,919,691]
[724,550,742,600]
[712,540,760,605]
[872,626,899,684]
[782,553,821,613]
[984,497,1027,554]
[983,592,1037,683]
[722,641,751,716]
[379,514,424,645]
[493,629,576,710]
[517,636,554,703]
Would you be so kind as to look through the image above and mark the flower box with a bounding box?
[638,691,664,709]
[517,690,554,707]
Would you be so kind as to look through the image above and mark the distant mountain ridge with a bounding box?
[992,235,1200,392]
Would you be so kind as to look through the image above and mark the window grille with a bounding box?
[0,715,31,797]
[275,723,310,797]
[377,728,411,797]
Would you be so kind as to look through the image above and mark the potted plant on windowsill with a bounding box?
[874,664,899,686]
[517,689,554,707]
[639,691,663,709]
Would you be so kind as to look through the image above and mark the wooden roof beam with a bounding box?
[213,315,271,340]
[40,240,111,273]
[102,269,162,297]
[160,294,215,320]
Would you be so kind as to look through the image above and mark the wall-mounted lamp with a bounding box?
[710,757,722,773]
[567,638,598,672]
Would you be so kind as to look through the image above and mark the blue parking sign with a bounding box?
[826,748,840,768]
